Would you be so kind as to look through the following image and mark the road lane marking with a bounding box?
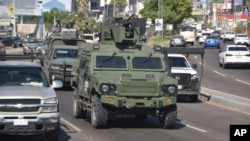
[213,70,226,76]
[60,117,82,132]
[178,121,208,133]
[235,79,250,85]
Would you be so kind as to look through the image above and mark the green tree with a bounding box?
[76,0,88,12]
[140,0,192,29]
[110,0,127,15]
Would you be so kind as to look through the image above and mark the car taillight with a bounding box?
[226,54,232,56]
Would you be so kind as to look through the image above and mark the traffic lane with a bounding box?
[56,89,250,141]
[187,42,250,99]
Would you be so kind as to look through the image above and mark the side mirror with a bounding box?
[191,64,197,69]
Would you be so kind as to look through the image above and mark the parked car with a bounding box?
[0,42,6,60]
[23,38,43,54]
[219,45,250,68]
[13,39,25,48]
[234,33,250,47]
[169,35,186,47]
[204,36,220,48]
[1,36,22,47]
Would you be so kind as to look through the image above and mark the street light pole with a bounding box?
[12,0,16,37]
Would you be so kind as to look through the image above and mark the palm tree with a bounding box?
[110,0,127,16]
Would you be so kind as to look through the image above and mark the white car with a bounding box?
[83,34,98,44]
[168,54,200,102]
[219,45,250,68]
[234,34,250,46]
[223,31,235,42]
[199,32,210,44]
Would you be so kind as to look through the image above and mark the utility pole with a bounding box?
[12,0,16,37]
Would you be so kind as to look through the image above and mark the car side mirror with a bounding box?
[191,64,197,69]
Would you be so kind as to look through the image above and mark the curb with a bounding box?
[199,87,250,114]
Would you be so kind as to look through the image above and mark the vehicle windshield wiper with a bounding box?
[141,53,152,63]
[103,52,116,61]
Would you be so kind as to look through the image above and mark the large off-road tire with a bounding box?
[45,123,60,141]
[91,95,109,128]
[73,88,86,118]
[159,105,177,129]
[190,95,198,102]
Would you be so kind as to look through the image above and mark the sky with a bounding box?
[42,0,72,11]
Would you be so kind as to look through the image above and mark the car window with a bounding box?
[0,67,49,87]
[84,35,94,40]
[237,34,248,37]
[207,36,218,39]
[53,49,78,59]
[96,55,127,69]
[228,47,248,51]
[132,57,163,69]
[169,57,189,68]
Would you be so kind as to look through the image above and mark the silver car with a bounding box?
[0,61,63,141]
[23,38,43,54]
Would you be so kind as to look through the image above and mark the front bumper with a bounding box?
[0,113,60,135]
[101,95,176,109]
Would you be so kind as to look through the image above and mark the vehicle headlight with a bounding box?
[50,64,60,70]
[191,74,199,80]
[41,97,59,113]
[162,85,177,96]
[100,83,116,94]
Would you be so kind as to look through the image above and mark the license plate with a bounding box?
[13,119,28,126]
[178,85,182,90]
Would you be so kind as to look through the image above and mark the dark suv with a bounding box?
[1,36,22,47]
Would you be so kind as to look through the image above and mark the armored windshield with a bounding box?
[53,49,78,59]
[132,57,163,70]
[96,55,127,69]
[0,67,49,87]
[168,57,189,68]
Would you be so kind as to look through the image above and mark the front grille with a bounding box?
[120,82,158,94]
[171,73,191,85]
[0,99,41,112]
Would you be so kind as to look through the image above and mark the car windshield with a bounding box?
[96,55,127,69]
[84,35,93,40]
[27,39,43,43]
[53,49,78,59]
[132,56,163,70]
[168,57,189,67]
[228,47,248,51]
[0,67,49,87]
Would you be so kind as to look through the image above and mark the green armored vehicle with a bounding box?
[71,15,178,129]
[40,20,85,86]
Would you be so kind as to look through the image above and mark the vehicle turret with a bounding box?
[100,15,146,45]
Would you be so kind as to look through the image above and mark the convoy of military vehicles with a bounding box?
[0,14,204,132]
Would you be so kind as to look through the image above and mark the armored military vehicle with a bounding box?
[71,15,178,129]
[40,20,85,86]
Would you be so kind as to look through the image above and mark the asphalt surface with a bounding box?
[147,28,250,114]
